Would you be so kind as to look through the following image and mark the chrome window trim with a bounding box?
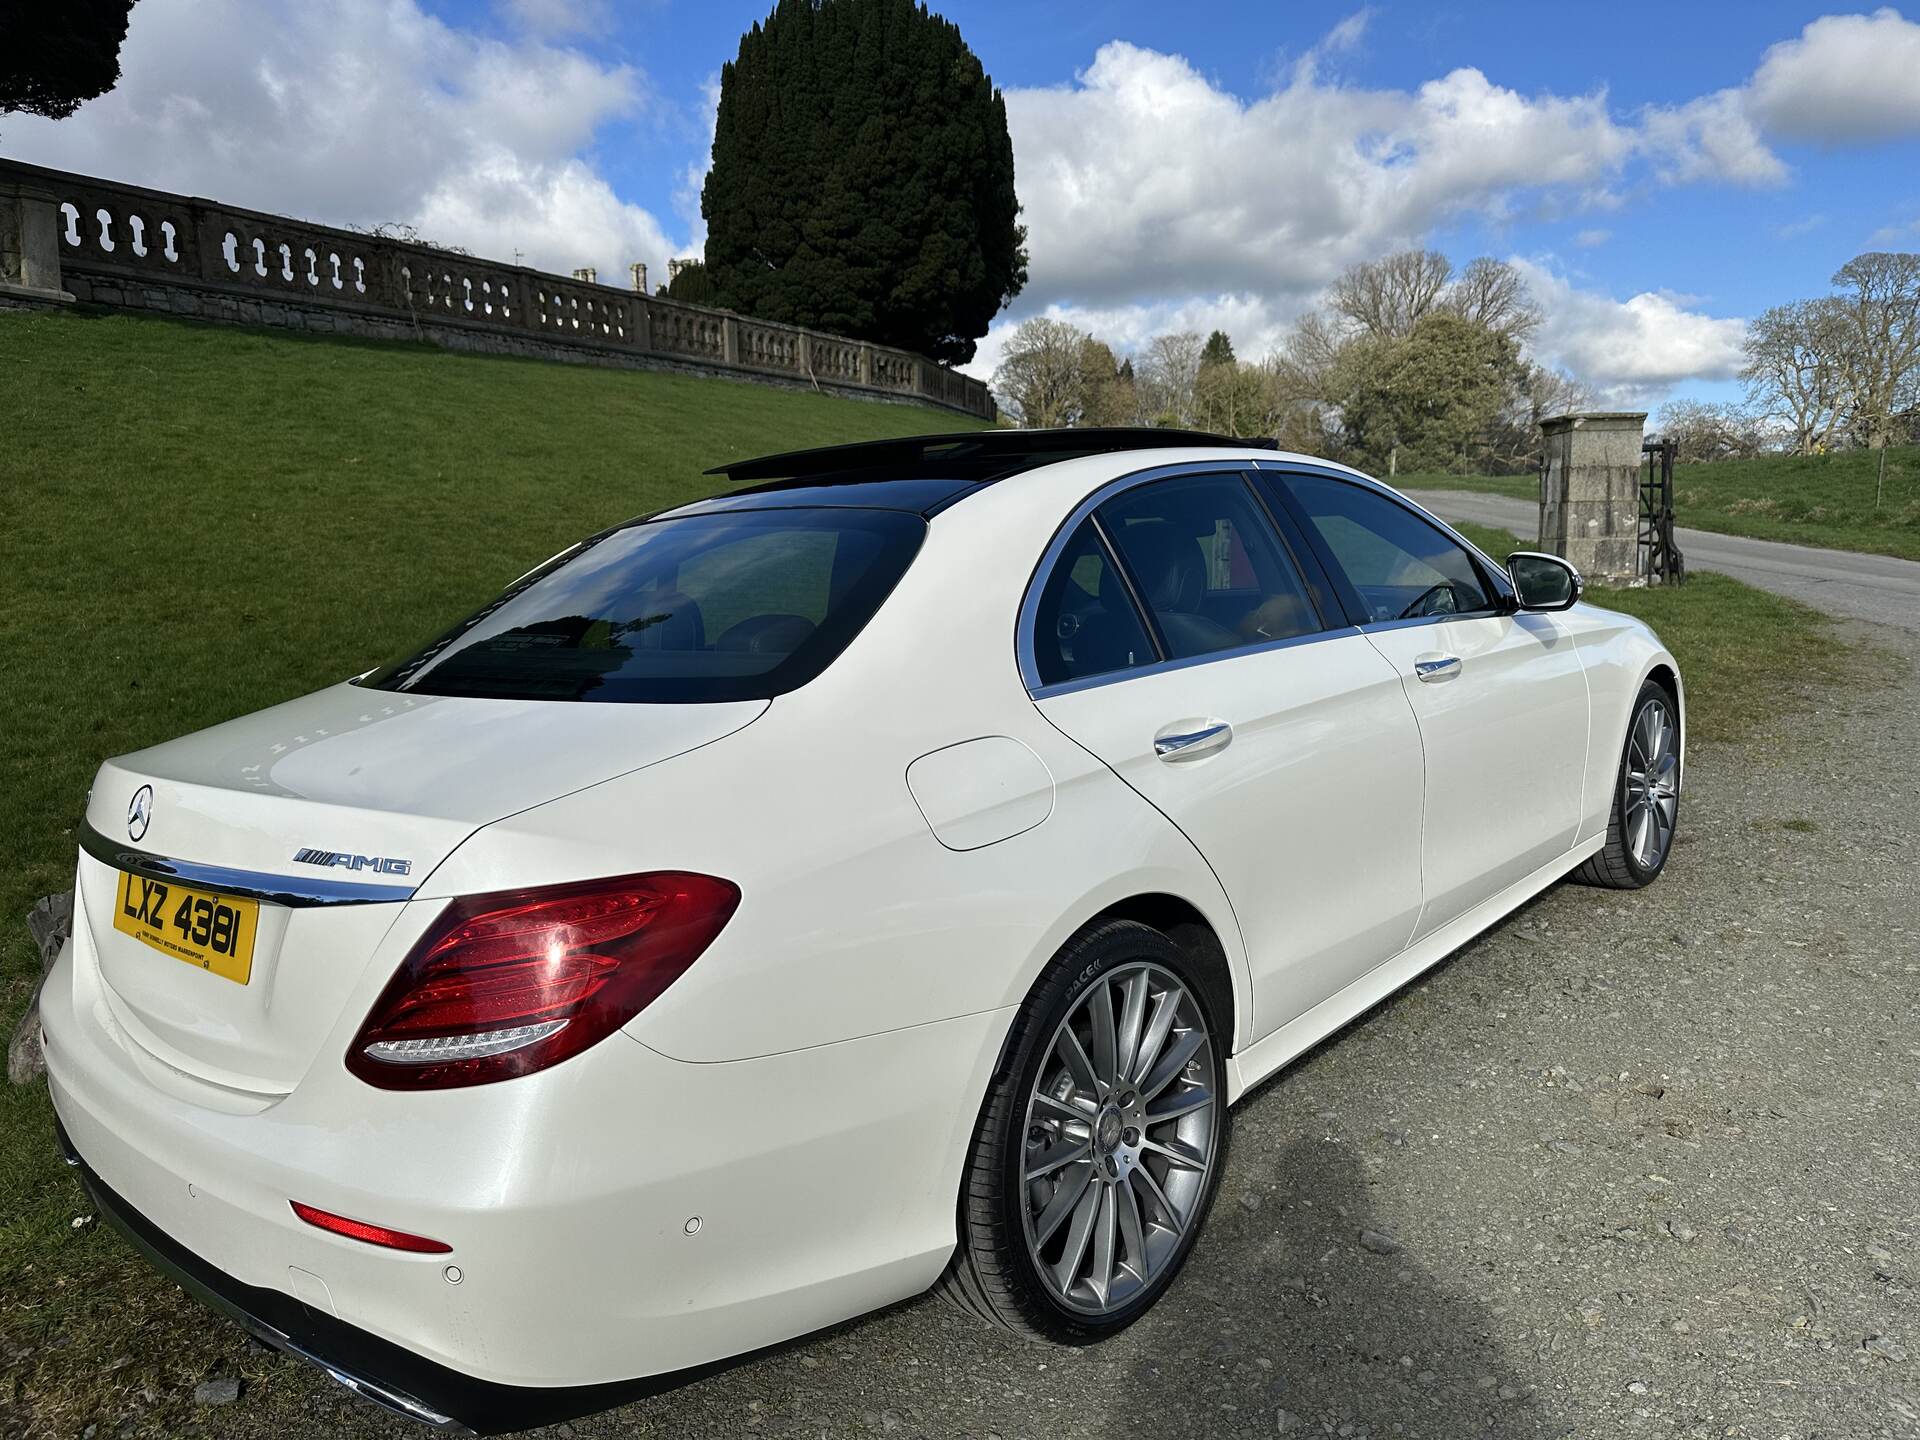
[79,821,419,907]
[1351,612,1467,637]
[1015,457,1355,698]
[1030,624,1363,700]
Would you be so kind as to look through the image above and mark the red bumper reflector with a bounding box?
[290,1200,452,1254]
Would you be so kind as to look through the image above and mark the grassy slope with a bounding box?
[1401,444,1920,561]
[0,308,983,1437]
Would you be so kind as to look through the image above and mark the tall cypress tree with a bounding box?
[0,1,138,121]
[700,0,1026,365]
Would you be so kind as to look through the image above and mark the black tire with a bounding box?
[936,919,1231,1342]
[1573,677,1681,890]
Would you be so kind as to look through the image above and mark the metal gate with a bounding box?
[1639,439,1685,584]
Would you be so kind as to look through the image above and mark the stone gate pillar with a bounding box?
[0,180,75,305]
[1538,411,1645,582]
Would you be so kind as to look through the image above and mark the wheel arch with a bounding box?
[1091,893,1238,1043]
[982,887,1246,1090]
[1641,656,1686,781]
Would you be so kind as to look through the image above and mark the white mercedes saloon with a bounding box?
[44,429,1683,1432]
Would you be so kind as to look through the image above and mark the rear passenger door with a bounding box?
[1025,469,1426,1043]
[1268,470,1590,935]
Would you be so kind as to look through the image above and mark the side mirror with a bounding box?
[1507,552,1583,612]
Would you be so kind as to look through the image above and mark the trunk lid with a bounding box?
[79,682,766,1093]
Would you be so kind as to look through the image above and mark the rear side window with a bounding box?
[1098,474,1323,659]
[360,509,924,703]
[1285,474,1494,623]
[1030,521,1158,687]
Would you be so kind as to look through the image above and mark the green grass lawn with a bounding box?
[1402,444,1920,561]
[0,309,1862,1437]
[0,308,984,1438]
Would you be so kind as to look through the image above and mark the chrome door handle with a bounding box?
[1154,721,1232,761]
[1413,654,1462,683]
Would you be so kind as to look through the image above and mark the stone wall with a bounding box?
[0,158,995,420]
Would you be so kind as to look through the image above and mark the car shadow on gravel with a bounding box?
[1092,1133,1568,1439]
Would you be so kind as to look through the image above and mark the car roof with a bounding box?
[659,428,1280,518]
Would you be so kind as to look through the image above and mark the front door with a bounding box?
[1272,471,1590,935]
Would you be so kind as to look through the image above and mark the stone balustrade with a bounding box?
[0,157,995,420]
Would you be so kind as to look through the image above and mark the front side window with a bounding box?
[1030,520,1158,687]
[1285,474,1494,623]
[1097,474,1323,660]
[360,508,924,703]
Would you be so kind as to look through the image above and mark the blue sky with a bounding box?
[9,1,1920,407]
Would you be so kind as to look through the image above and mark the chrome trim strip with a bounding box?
[1029,625,1361,700]
[1356,612,1475,636]
[305,1353,466,1432]
[1016,457,1357,696]
[78,821,418,907]
[1154,721,1231,757]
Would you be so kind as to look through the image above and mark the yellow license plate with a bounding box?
[113,870,260,985]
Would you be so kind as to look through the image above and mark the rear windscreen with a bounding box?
[359,508,926,703]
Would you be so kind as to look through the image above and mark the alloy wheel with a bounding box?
[1018,962,1219,1317]
[1625,696,1680,870]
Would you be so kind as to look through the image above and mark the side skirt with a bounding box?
[1224,836,1606,1103]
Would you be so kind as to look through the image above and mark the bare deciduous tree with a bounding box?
[1282,310,1345,388]
[992,318,1104,428]
[1137,331,1206,426]
[1654,399,1770,464]
[1445,257,1540,344]
[1827,252,1920,449]
[1741,299,1850,455]
[1330,249,1453,340]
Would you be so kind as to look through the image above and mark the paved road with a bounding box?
[1405,488,1920,632]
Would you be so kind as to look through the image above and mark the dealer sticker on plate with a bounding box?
[113,871,260,985]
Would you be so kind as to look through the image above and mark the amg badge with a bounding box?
[291,848,413,876]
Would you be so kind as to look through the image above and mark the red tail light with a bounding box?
[347,872,740,1090]
[291,1201,452,1253]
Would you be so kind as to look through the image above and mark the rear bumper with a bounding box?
[54,1116,656,1434]
[41,904,1010,1421]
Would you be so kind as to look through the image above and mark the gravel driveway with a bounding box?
[105,625,1920,1440]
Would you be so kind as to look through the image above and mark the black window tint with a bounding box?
[1098,474,1322,660]
[1031,520,1157,686]
[360,508,923,703]
[1287,475,1493,622]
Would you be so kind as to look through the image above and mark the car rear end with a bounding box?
[40,501,944,1429]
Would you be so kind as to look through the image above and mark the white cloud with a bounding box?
[1004,42,1631,312]
[1511,260,1748,403]
[1321,9,1372,54]
[987,36,1831,397]
[1639,89,1787,186]
[500,0,613,38]
[0,0,682,279]
[1747,7,1920,142]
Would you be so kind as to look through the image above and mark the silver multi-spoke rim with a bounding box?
[1624,696,1679,870]
[1019,962,1218,1317]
